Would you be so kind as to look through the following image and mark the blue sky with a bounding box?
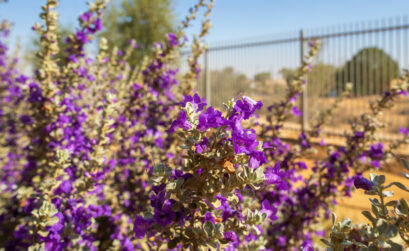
[1,0,409,48]
[1,0,409,78]
[177,0,409,43]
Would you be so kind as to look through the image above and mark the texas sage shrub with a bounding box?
[0,0,409,250]
[322,159,409,250]
[259,72,409,249]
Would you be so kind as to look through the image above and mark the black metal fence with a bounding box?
[179,15,409,140]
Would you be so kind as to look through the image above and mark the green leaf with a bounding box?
[342,240,353,246]
[369,198,380,206]
[388,240,403,251]
[355,241,367,248]
[241,189,255,197]
[371,204,381,218]
[385,200,398,207]
[212,199,221,208]
[364,190,377,195]
[399,198,409,210]
[401,172,409,179]
[376,219,388,234]
[385,182,409,192]
[331,213,337,225]
[385,224,398,238]
[401,158,409,171]
[368,244,379,251]
[37,230,50,237]
[204,221,213,237]
[378,175,385,185]
[206,241,218,251]
[320,239,332,247]
[168,238,180,249]
[362,211,376,223]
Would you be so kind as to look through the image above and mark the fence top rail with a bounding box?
[306,23,409,40]
[179,22,409,56]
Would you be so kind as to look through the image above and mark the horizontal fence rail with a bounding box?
[178,15,409,143]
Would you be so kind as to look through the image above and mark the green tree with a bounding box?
[254,72,271,86]
[99,0,176,67]
[279,68,296,84]
[336,47,400,96]
[280,63,337,97]
[307,63,337,97]
[198,67,249,106]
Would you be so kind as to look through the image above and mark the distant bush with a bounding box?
[336,47,400,96]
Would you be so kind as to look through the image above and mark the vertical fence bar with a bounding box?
[300,29,308,133]
[204,49,211,106]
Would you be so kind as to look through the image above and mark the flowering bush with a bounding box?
[322,159,409,250]
[0,0,408,250]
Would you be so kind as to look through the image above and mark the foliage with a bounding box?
[0,0,409,250]
[26,25,73,69]
[336,47,400,96]
[198,66,249,106]
[254,71,271,85]
[322,160,409,250]
[280,62,337,97]
[99,0,175,67]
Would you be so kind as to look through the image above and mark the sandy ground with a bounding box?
[279,128,409,225]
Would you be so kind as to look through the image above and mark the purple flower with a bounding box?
[234,96,263,119]
[296,161,307,170]
[248,150,267,169]
[232,129,258,154]
[28,83,43,103]
[128,39,138,49]
[261,199,278,221]
[354,176,373,191]
[80,12,92,22]
[291,106,302,116]
[168,111,192,133]
[399,127,409,136]
[195,137,208,154]
[264,164,281,185]
[16,74,28,83]
[203,212,216,224]
[398,89,408,96]
[93,18,103,32]
[181,93,206,112]
[68,55,78,63]
[19,115,33,125]
[167,33,179,47]
[224,231,237,242]
[154,200,176,226]
[53,180,73,195]
[369,142,384,159]
[320,138,326,146]
[354,131,365,140]
[277,235,287,247]
[134,216,152,239]
[75,31,88,44]
[197,106,226,132]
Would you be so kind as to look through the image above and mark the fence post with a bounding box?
[300,29,308,134]
[204,49,211,106]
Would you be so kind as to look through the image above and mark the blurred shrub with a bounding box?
[336,47,400,96]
